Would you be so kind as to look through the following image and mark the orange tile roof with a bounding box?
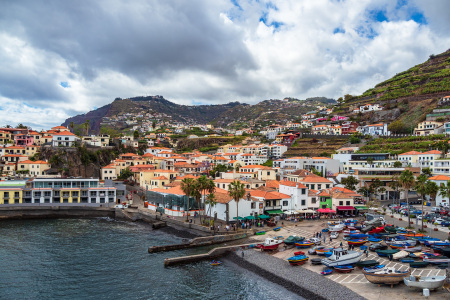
[300,174,332,183]
[421,150,441,155]
[265,180,280,189]
[52,131,77,136]
[429,175,450,181]
[154,176,168,180]
[399,151,422,156]
[6,146,25,149]
[279,180,307,188]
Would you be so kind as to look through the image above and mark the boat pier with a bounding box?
[148,232,249,253]
[163,243,255,266]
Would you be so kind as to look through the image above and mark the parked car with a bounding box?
[369,243,388,252]
[309,237,322,245]
[434,218,446,225]
[441,221,450,227]
[431,207,441,213]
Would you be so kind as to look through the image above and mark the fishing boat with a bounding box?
[409,261,429,268]
[392,250,409,260]
[348,233,367,239]
[321,248,363,267]
[389,243,417,250]
[402,233,426,238]
[316,247,333,256]
[362,267,411,287]
[321,269,333,275]
[404,275,447,290]
[334,265,355,273]
[375,249,399,257]
[441,247,450,258]
[273,227,281,231]
[284,235,305,245]
[417,237,440,244]
[256,231,266,235]
[256,237,284,251]
[424,240,450,247]
[422,257,450,264]
[287,254,309,266]
[368,227,385,234]
[294,251,305,256]
[401,258,415,263]
[310,258,323,265]
[347,239,367,246]
[210,260,222,266]
[384,226,397,233]
[355,260,379,268]
[330,231,339,239]
[362,265,385,273]
[343,230,360,237]
[321,228,329,233]
[367,237,382,243]
[295,241,315,249]
[329,223,345,232]
[403,246,422,253]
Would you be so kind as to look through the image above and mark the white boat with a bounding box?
[403,275,446,290]
[330,231,339,239]
[422,257,450,264]
[321,248,362,267]
[392,250,409,260]
[329,224,345,232]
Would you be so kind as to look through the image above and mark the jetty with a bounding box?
[164,243,255,266]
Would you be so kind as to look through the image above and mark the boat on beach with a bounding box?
[295,241,315,248]
[256,231,266,235]
[256,237,284,251]
[287,255,309,266]
[392,250,409,260]
[347,239,367,246]
[409,261,429,268]
[375,249,399,257]
[362,267,411,287]
[334,265,355,273]
[403,275,447,290]
[355,260,380,268]
[284,235,305,245]
[321,248,362,267]
[321,269,333,275]
[422,257,450,264]
[273,227,281,231]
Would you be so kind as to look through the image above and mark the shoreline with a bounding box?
[225,249,366,300]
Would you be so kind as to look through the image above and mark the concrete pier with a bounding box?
[148,232,249,253]
[163,243,255,266]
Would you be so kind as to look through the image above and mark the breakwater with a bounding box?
[0,206,115,220]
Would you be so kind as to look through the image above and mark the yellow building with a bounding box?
[17,160,51,176]
[0,180,25,204]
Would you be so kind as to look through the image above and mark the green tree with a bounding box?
[118,167,133,180]
[415,174,428,231]
[205,193,217,225]
[438,181,450,208]
[228,180,246,228]
[262,160,273,167]
[421,167,433,177]
[133,130,140,140]
[388,120,405,134]
[152,120,156,130]
[181,178,195,222]
[393,161,402,168]
[388,175,401,208]
[366,157,374,166]
[69,122,74,133]
[341,176,359,191]
[399,170,415,225]
[84,119,90,136]
[426,181,439,207]
[349,135,360,144]
[16,123,27,129]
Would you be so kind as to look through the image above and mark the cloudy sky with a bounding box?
[1,0,450,129]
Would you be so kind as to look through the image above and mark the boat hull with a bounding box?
[362,269,411,286]
[403,276,446,290]
[321,254,362,267]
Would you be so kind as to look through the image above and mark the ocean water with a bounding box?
[0,218,301,300]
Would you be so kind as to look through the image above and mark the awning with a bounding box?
[284,210,297,215]
[317,208,336,213]
[298,209,316,214]
[257,215,270,219]
[336,206,355,211]
[245,216,255,220]
[266,209,284,215]
[354,206,368,210]
[233,216,244,220]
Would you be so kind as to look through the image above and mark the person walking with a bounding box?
[365,249,369,257]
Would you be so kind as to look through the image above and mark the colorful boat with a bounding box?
[210,260,222,266]
[321,248,363,267]
[347,239,367,246]
[287,255,309,266]
[389,243,417,250]
[348,233,367,239]
[368,237,382,243]
[295,241,315,248]
[422,257,450,264]
[256,237,284,251]
[384,226,397,233]
[400,258,415,263]
[316,247,333,256]
[362,265,385,273]
[273,227,281,231]
[321,269,333,275]
[294,251,305,256]
[334,265,355,273]
[256,231,266,235]
[362,267,411,288]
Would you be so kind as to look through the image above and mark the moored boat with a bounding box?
[403,275,446,290]
[256,231,266,235]
[347,239,367,246]
[284,235,305,245]
[273,227,281,231]
[355,260,380,268]
[295,241,315,248]
[210,260,222,266]
[409,261,429,268]
[422,257,450,264]
[392,250,409,260]
[367,237,382,243]
[321,248,362,267]
[375,249,399,257]
[363,267,411,287]
[334,265,355,273]
[321,269,333,275]
[294,251,305,256]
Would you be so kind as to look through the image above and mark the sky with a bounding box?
[1,0,450,130]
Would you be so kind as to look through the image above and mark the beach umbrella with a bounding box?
[245,216,255,220]
[233,217,244,220]
[257,215,270,219]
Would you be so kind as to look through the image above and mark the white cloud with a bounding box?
[0,0,449,129]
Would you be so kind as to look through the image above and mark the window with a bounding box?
[311,197,316,204]
[90,191,97,197]
[265,201,270,207]
[34,192,41,197]
[62,191,70,197]
[339,201,343,205]
[100,198,105,203]
[317,184,322,189]
[301,189,306,195]
[63,198,69,203]
[283,200,288,206]
[346,201,350,205]
[326,184,330,189]
[301,200,306,206]
[72,191,79,197]
[44,191,51,197]
[251,202,256,209]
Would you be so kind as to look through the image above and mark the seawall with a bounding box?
[0,206,115,220]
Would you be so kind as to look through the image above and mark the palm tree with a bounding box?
[399,170,415,226]
[205,193,217,225]
[84,119,90,136]
[228,180,246,229]
[191,181,202,223]
[181,178,195,222]
[415,174,427,231]
[388,175,401,209]
[438,181,450,208]
[69,121,74,133]
[426,181,438,207]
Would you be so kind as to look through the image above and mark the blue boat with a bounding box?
[287,255,309,266]
[273,227,281,231]
[363,264,385,272]
[322,228,329,232]
[348,234,368,239]
[368,237,382,243]
[321,269,333,275]
[324,252,333,257]
[401,258,415,263]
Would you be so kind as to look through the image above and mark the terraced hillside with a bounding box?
[284,137,349,157]
[357,135,448,155]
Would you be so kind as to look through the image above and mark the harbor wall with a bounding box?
[0,206,115,220]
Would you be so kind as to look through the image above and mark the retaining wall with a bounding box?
[0,206,115,220]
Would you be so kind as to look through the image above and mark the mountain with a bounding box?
[337,48,450,131]
[62,95,334,133]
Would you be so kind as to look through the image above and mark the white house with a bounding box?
[52,131,80,147]
[428,175,450,207]
[278,180,310,210]
[358,123,390,136]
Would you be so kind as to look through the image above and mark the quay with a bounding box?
[164,243,255,266]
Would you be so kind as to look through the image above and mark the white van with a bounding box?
[431,207,441,213]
